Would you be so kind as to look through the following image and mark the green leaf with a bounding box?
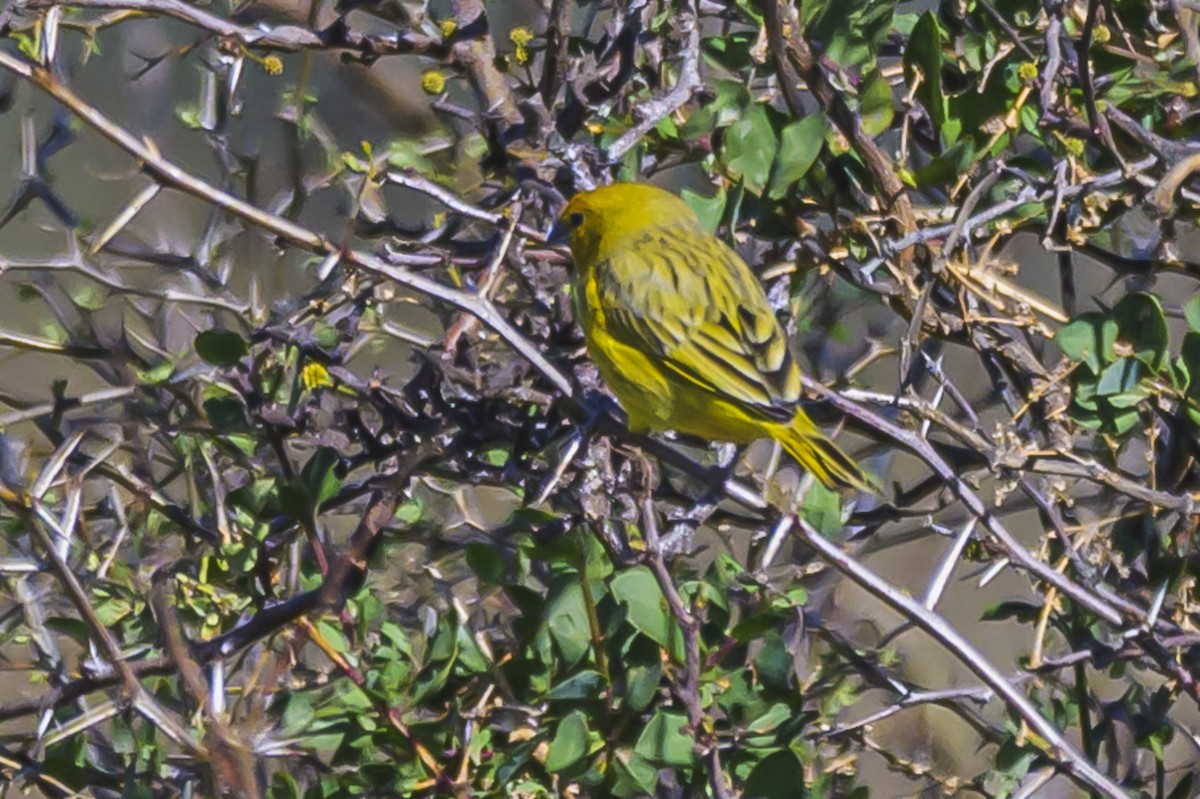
[610,749,658,797]
[276,485,308,525]
[1069,405,1104,430]
[1073,378,1098,409]
[1107,387,1148,408]
[546,670,606,701]
[755,630,794,690]
[1113,292,1169,371]
[949,62,1017,145]
[547,582,592,667]
[136,360,175,385]
[722,105,778,195]
[769,115,829,198]
[455,624,490,673]
[545,710,590,772]
[701,30,758,73]
[495,741,537,786]
[859,71,895,137]
[1018,102,1038,135]
[1185,295,1200,332]
[1108,404,1141,435]
[412,621,457,701]
[279,693,316,737]
[634,710,693,767]
[903,12,947,141]
[93,594,132,626]
[744,750,805,799]
[479,446,510,467]
[1056,313,1117,373]
[806,0,894,70]
[386,139,436,176]
[466,541,505,584]
[315,619,349,654]
[1095,357,1140,396]
[682,187,727,233]
[746,703,794,735]
[911,141,974,188]
[300,447,341,508]
[395,497,424,524]
[733,0,764,24]
[730,611,779,643]
[611,567,670,647]
[622,634,663,712]
[679,80,751,139]
[801,481,843,536]
[1183,331,1200,386]
[994,737,1037,782]
[313,323,340,350]
[44,616,89,647]
[1182,332,1200,424]
[203,397,249,432]
[269,771,302,799]
[195,329,248,366]
[176,104,202,130]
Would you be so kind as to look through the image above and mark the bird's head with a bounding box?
[551,183,699,267]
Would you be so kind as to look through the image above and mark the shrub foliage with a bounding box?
[0,0,1199,797]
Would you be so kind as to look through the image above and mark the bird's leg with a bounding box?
[657,503,713,556]
[692,441,738,500]
[531,390,616,507]
[578,389,623,435]
[658,442,739,555]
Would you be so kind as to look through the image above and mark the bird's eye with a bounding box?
[568,211,585,228]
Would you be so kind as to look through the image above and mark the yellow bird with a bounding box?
[556,183,872,492]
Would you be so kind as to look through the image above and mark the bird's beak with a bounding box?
[546,218,571,247]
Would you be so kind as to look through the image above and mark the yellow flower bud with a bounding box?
[510,26,534,65]
[421,70,446,95]
[301,362,333,391]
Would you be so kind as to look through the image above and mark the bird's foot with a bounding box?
[658,499,718,557]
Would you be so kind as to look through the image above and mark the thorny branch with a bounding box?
[1,0,1199,796]
[17,0,444,58]
[0,51,574,398]
[793,517,1133,799]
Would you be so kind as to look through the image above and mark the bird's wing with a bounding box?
[594,227,801,422]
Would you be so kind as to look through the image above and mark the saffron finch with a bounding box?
[556,183,872,492]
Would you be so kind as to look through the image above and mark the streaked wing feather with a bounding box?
[594,225,800,421]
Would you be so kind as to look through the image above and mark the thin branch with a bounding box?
[805,376,1130,627]
[0,50,574,398]
[605,0,700,161]
[644,536,733,799]
[22,0,443,57]
[868,155,1159,269]
[793,516,1133,799]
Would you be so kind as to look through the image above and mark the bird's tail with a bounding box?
[773,412,876,493]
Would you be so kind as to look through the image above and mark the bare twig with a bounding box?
[605,0,700,161]
[21,0,443,57]
[805,376,1129,627]
[793,517,1133,799]
[0,50,574,397]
